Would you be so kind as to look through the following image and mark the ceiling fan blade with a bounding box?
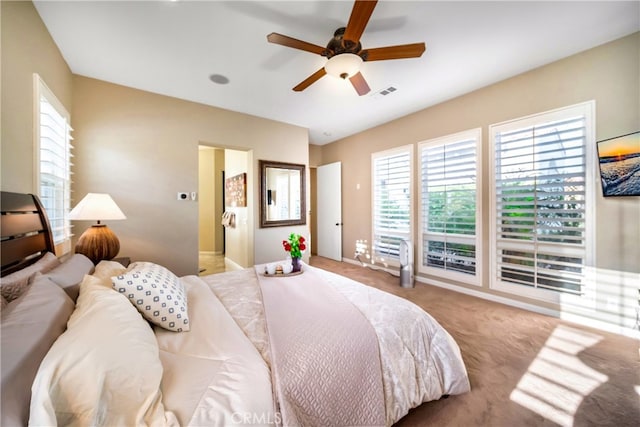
[365,42,426,61]
[349,72,370,96]
[343,0,378,43]
[267,32,325,55]
[293,68,327,92]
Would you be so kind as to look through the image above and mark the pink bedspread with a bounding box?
[256,266,386,426]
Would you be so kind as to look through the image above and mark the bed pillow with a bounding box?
[42,254,94,302]
[1,274,74,427]
[0,252,60,302]
[29,274,178,426]
[112,262,190,332]
[93,260,128,282]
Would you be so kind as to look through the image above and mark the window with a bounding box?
[419,129,481,284]
[372,145,413,264]
[490,102,595,302]
[34,74,73,255]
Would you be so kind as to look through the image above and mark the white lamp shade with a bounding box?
[69,193,126,221]
[324,53,363,79]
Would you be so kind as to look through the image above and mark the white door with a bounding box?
[317,162,342,261]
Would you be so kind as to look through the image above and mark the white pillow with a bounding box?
[112,262,190,332]
[93,260,127,282]
[29,274,178,426]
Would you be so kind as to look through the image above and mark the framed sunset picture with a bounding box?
[596,131,640,197]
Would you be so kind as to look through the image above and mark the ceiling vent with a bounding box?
[379,86,397,96]
[371,86,398,100]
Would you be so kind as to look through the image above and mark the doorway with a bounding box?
[198,146,225,274]
[316,161,342,261]
[198,145,253,274]
[310,167,317,255]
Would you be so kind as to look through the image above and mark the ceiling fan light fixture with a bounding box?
[324,53,363,80]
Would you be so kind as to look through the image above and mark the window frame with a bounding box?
[371,144,414,267]
[489,101,596,304]
[418,128,482,286]
[33,73,73,256]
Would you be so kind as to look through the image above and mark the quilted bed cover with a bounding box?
[159,265,470,426]
[178,265,470,425]
[256,266,386,426]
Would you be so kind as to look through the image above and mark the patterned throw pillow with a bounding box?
[111,262,190,332]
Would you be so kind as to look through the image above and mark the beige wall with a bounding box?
[309,143,322,255]
[1,1,73,192]
[3,0,636,297]
[224,149,251,268]
[309,144,323,167]
[319,33,640,309]
[72,76,308,276]
[1,1,309,276]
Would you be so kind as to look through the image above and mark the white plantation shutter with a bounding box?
[35,74,73,251]
[419,129,480,283]
[372,146,412,263]
[490,102,595,299]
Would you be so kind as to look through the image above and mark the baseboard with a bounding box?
[342,257,400,277]
[224,257,244,271]
[341,257,639,339]
[414,274,559,316]
[415,276,639,339]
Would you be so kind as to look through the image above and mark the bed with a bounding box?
[1,191,470,426]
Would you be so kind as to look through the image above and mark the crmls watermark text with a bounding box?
[231,412,282,425]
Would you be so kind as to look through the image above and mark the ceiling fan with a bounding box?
[266,0,426,96]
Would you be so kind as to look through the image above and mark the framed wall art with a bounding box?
[225,172,247,207]
[597,131,640,197]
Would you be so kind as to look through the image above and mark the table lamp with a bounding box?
[69,193,126,264]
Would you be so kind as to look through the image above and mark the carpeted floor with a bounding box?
[308,256,640,427]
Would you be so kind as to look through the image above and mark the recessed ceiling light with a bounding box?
[209,74,230,85]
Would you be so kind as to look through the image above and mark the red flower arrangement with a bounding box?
[282,233,306,258]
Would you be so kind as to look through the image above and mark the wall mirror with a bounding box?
[259,160,306,228]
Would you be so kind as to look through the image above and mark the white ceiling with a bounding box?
[34,1,639,145]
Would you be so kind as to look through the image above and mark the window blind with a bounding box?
[37,76,73,248]
[372,148,412,261]
[493,114,589,295]
[420,133,478,278]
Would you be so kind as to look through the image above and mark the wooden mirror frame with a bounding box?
[259,160,306,228]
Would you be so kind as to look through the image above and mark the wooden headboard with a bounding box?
[1,191,55,277]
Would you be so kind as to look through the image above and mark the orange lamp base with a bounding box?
[75,224,120,264]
